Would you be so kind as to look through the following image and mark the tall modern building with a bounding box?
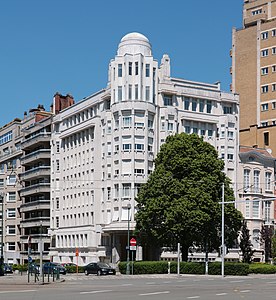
[50,32,240,265]
[232,0,276,154]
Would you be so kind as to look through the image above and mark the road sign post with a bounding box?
[129,238,136,275]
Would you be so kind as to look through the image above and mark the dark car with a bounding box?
[28,263,40,274]
[43,262,67,275]
[84,262,116,276]
[4,263,13,274]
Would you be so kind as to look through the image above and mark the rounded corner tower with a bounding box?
[117,32,152,56]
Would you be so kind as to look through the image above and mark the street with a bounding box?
[1,274,276,299]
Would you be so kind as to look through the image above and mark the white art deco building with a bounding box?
[50,32,240,265]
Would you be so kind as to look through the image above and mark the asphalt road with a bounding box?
[1,274,276,300]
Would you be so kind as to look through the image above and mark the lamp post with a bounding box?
[126,203,131,275]
[221,183,225,278]
[0,193,4,276]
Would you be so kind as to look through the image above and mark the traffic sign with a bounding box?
[130,246,136,251]
[130,238,136,246]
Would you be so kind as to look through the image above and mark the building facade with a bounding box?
[232,0,276,154]
[237,146,276,261]
[0,119,22,265]
[50,32,240,265]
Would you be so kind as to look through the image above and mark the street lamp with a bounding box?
[0,193,4,276]
[126,203,131,275]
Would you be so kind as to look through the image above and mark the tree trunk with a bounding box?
[181,244,189,262]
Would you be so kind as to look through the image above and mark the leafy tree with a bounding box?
[239,220,254,263]
[271,233,276,262]
[260,225,273,263]
[135,133,242,261]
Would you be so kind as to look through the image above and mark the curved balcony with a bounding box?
[21,149,50,165]
[21,133,51,150]
[20,166,50,181]
[20,217,50,228]
[20,199,50,212]
[20,183,50,197]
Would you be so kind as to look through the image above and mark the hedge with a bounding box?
[118,261,249,276]
[249,263,276,274]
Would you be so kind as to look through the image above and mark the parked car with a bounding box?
[43,262,67,275]
[84,262,116,276]
[4,263,13,274]
[28,263,40,274]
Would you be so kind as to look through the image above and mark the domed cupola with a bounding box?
[117,32,152,56]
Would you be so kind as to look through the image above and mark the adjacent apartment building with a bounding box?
[49,32,240,265]
[232,0,276,154]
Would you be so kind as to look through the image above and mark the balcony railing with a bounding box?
[21,133,51,149]
[21,149,50,165]
[20,166,50,181]
[20,199,50,212]
[20,183,50,197]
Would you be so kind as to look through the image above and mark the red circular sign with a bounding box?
[130,238,136,246]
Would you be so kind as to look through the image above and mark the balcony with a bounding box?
[21,149,50,165]
[244,13,267,27]
[20,166,50,181]
[20,199,50,212]
[21,133,51,150]
[20,183,50,197]
[20,217,50,228]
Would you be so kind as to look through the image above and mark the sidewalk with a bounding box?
[0,272,65,285]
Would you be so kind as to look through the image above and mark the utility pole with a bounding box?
[221,183,225,278]
[126,203,131,275]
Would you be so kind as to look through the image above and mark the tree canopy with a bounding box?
[135,133,243,261]
[239,220,254,263]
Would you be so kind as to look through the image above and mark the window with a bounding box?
[245,199,250,218]
[56,159,60,171]
[0,131,12,145]
[135,84,138,100]
[199,99,204,112]
[168,123,173,131]
[261,121,268,127]
[272,29,276,37]
[184,97,190,110]
[261,49,269,57]
[114,184,119,198]
[145,64,150,77]
[265,172,272,190]
[135,144,144,151]
[118,64,122,77]
[7,208,16,218]
[261,31,268,40]
[123,116,132,127]
[273,102,276,109]
[207,129,213,137]
[264,132,269,146]
[253,170,260,193]
[273,47,276,55]
[145,86,150,101]
[122,183,131,198]
[223,106,233,114]
[185,125,190,134]
[135,169,144,175]
[261,85,269,93]
[272,84,276,92]
[128,85,132,100]
[273,65,276,73]
[135,62,138,75]
[261,103,268,111]
[128,62,132,75]
[7,242,15,251]
[0,179,3,187]
[118,86,122,101]
[123,144,131,151]
[7,192,16,202]
[264,201,271,223]
[252,8,262,16]
[56,198,60,209]
[243,169,250,190]
[192,99,197,111]
[227,131,234,139]
[56,216,59,228]
[261,67,268,75]
[206,100,212,113]
[56,141,60,153]
[7,225,16,235]
[7,175,16,185]
[252,200,259,218]
[164,95,172,106]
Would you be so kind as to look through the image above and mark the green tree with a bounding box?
[135,133,242,261]
[260,225,273,263]
[239,220,254,263]
[271,233,276,262]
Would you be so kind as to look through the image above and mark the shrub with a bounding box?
[118,261,249,276]
[249,263,276,274]
[65,266,84,273]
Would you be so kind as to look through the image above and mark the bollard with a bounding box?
[168,261,171,274]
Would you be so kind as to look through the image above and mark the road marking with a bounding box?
[146,282,156,284]
[267,281,276,284]
[187,296,200,299]
[139,291,170,296]
[163,281,171,283]
[177,280,186,282]
[216,293,227,296]
[0,290,37,294]
[80,290,112,294]
[240,290,250,293]
[230,280,244,283]
[121,283,133,286]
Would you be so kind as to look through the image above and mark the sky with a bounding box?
[0,0,243,128]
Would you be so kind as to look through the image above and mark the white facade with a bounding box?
[237,146,276,262]
[50,32,240,265]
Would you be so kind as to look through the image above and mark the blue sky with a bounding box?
[0,0,243,127]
